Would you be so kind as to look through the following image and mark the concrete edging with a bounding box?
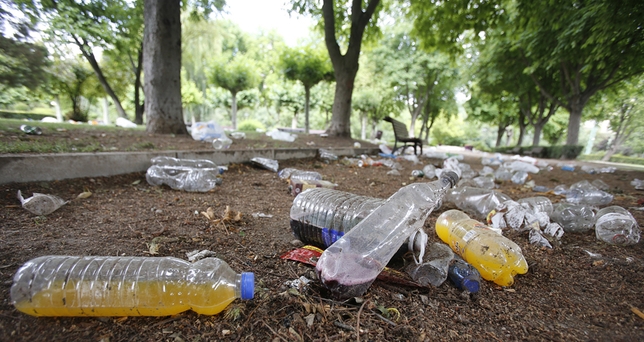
[0,147,380,184]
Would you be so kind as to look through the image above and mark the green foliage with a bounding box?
[280,45,333,89]
[210,55,260,95]
[0,35,49,89]
[237,119,265,132]
[0,110,55,120]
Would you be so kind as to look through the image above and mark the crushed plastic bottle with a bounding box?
[494,167,513,182]
[511,171,529,184]
[405,242,454,287]
[594,206,640,245]
[315,172,459,299]
[319,149,338,162]
[278,168,323,182]
[446,186,512,220]
[251,157,279,172]
[551,203,596,233]
[422,164,437,179]
[146,156,221,192]
[435,210,528,287]
[632,179,644,190]
[212,136,233,149]
[411,170,425,178]
[20,124,43,135]
[448,255,481,293]
[553,184,569,195]
[10,256,254,317]
[517,196,553,215]
[472,176,496,189]
[565,188,613,206]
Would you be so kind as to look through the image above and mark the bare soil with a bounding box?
[1,130,643,341]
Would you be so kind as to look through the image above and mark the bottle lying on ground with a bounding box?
[11,256,254,317]
[435,210,528,287]
[315,171,459,299]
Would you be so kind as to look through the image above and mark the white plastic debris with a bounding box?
[17,190,68,216]
[266,129,296,142]
[284,276,311,290]
[115,117,137,128]
[252,212,273,218]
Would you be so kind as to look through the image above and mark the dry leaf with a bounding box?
[77,191,92,199]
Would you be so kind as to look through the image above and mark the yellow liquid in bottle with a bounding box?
[14,279,236,317]
[436,210,528,287]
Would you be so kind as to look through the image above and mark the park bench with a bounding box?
[383,116,423,156]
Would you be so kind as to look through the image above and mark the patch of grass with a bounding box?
[0,118,144,134]
[127,142,155,151]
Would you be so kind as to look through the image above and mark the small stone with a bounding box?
[290,239,304,247]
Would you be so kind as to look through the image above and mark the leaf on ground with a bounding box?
[77,191,92,199]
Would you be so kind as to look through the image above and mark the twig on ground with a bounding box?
[333,321,355,331]
[356,299,369,342]
[262,321,288,342]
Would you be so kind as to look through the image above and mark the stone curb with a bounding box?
[0,147,380,185]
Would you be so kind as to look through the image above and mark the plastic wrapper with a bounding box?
[17,190,67,215]
[191,121,225,141]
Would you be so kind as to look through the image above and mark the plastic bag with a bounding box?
[17,190,68,215]
[191,121,225,141]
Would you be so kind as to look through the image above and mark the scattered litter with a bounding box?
[354,142,361,148]
[529,228,552,248]
[584,250,602,259]
[17,190,67,216]
[289,179,338,196]
[284,276,311,290]
[631,179,644,190]
[319,149,338,161]
[186,250,216,262]
[266,129,296,142]
[387,169,401,176]
[191,121,225,141]
[252,212,273,218]
[115,117,137,128]
[250,157,278,172]
[212,136,232,149]
[230,132,246,139]
[146,156,220,192]
[20,125,42,135]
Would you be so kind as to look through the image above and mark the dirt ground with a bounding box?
[1,130,643,341]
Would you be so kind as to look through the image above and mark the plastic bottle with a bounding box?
[146,156,220,192]
[278,168,323,182]
[594,206,640,246]
[212,136,232,149]
[445,186,513,220]
[315,171,459,299]
[565,188,613,206]
[517,196,553,215]
[10,256,254,317]
[550,203,595,233]
[405,242,454,287]
[411,170,425,178]
[511,171,529,184]
[435,210,529,287]
[448,256,481,293]
[422,164,437,179]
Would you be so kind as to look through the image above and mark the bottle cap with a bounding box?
[240,272,255,300]
[462,278,480,293]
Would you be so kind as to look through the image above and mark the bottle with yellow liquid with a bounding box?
[10,256,254,317]
[435,210,528,287]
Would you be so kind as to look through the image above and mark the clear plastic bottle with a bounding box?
[594,206,640,245]
[315,172,459,299]
[422,164,437,179]
[448,255,481,293]
[435,210,529,287]
[511,171,529,184]
[517,196,553,215]
[278,168,323,182]
[290,188,385,247]
[10,256,254,317]
[146,156,220,192]
[565,188,613,206]
[411,170,425,178]
[212,136,232,149]
[405,242,453,287]
[445,186,513,220]
[550,203,596,233]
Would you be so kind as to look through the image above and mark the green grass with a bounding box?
[0,118,145,134]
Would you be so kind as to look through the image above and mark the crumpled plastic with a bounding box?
[251,157,279,172]
[17,190,68,215]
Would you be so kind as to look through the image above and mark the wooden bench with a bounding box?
[383,116,423,155]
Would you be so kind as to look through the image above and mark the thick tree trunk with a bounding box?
[144,0,187,135]
[565,104,583,146]
[327,68,356,137]
[304,86,311,134]
[495,124,505,148]
[291,111,298,129]
[533,124,544,146]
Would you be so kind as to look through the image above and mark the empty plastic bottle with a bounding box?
[146,156,220,192]
[10,256,254,317]
[448,256,481,293]
[405,242,453,287]
[290,188,428,260]
[212,136,232,149]
[511,171,529,184]
[517,196,553,215]
[446,186,512,220]
[278,168,323,182]
[435,210,529,287]
[565,188,613,206]
[422,164,437,179]
[411,170,425,178]
[316,172,459,299]
[594,206,640,246]
[550,203,595,233]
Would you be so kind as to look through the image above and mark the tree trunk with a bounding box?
[73,37,128,119]
[361,114,367,140]
[291,111,298,129]
[134,46,144,124]
[533,124,544,146]
[231,92,238,130]
[322,0,380,138]
[495,124,505,148]
[144,0,187,135]
[516,111,527,146]
[304,86,311,134]
[565,103,583,146]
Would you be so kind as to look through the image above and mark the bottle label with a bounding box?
[462,230,478,242]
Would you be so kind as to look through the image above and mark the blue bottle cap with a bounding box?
[462,279,480,293]
[240,272,255,300]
